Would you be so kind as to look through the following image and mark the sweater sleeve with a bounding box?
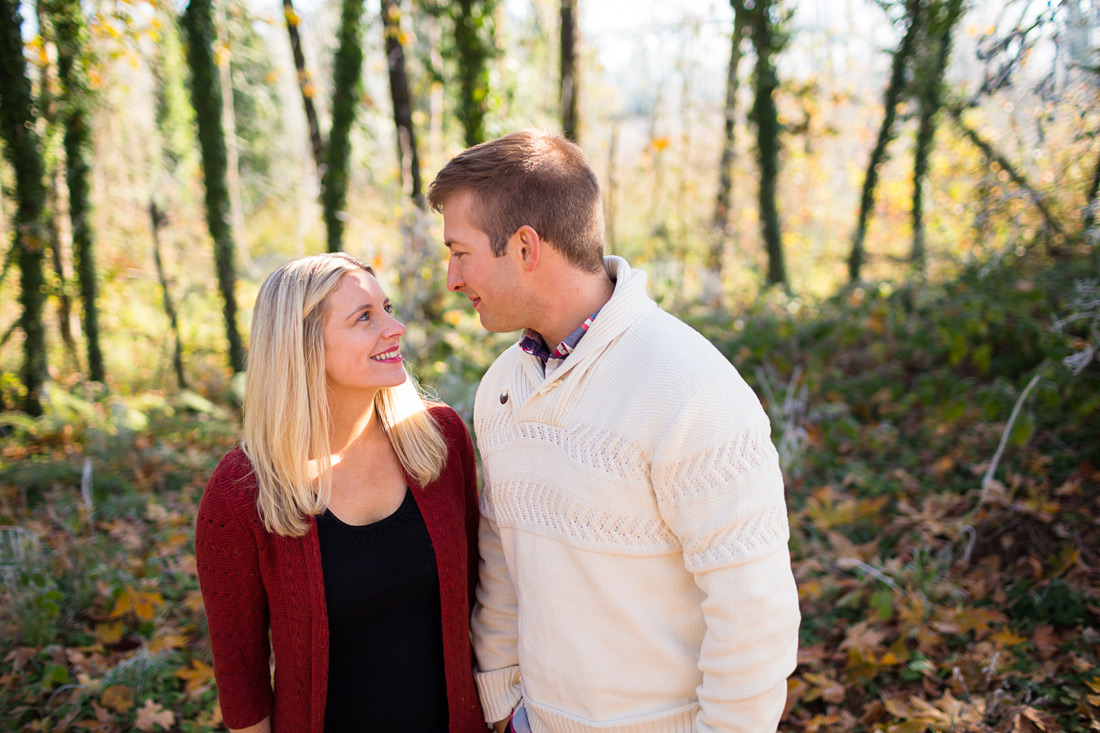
[194,458,274,730]
[458,415,481,616]
[651,379,800,733]
[469,498,522,722]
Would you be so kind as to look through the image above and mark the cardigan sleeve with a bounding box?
[194,456,274,730]
[469,496,522,723]
[650,378,801,733]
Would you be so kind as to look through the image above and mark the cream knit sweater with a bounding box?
[471,257,800,733]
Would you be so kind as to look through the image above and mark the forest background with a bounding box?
[1,0,1099,730]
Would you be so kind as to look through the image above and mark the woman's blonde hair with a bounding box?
[242,252,447,537]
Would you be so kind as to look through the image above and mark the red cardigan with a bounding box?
[195,405,484,732]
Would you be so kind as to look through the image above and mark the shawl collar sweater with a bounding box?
[195,404,484,732]
[470,257,801,732]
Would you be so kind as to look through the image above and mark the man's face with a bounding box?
[443,190,528,333]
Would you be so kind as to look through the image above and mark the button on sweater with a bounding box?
[470,257,801,733]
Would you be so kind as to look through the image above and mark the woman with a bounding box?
[195,253,484,732]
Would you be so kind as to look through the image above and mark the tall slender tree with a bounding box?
[33,4,79,369]
[321,0,367,251]
[49,0,104,383]
[747,0,787,287]
[560,0,579,141]
[381,0,424,208]
[183,0,245,372]
[848,0,923,283]
[452,0,495,147]
[0,0,49,414]
[282,0,324,174]
[711,3,747,269]
[911,0,964,268]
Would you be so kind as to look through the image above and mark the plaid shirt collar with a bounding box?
[519,311,599,365]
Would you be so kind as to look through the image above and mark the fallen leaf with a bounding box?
[101,684,134,713]
[135,699,175,731]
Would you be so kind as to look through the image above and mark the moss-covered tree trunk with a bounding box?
[381,0,424,208]
[183,0,245,372]
[33,3,79,370]
[711,3,747,269]
[848,0,922,283]
[321,0,367,251]
[749,0,787,288]
[911,0,963,268]
[0,0,49,414]
[560,0,578,142]
[452,0,495,147]
[49,0,104,383]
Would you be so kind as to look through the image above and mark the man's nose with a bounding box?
[446,258,464,293]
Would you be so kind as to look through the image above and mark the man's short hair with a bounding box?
[427,129,605,273]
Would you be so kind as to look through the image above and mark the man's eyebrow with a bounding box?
[443,239,455,249]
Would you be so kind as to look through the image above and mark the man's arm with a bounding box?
[470,507,524,724]
[651,383,800,732]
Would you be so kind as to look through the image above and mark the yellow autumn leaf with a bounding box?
[95,620,126,645]
[149,631,189,654]
[991,628,1027,646]
[283,7,299,25]
[442,310,464,327]
[651,137,670,152]
[175,659,216,695]
[101,684,134,713]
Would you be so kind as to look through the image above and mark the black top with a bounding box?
[317,487,448,732]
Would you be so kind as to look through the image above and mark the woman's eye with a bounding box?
[384,303,395,314]
[358,312,371,322]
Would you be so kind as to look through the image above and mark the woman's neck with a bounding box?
[328,389,383,457]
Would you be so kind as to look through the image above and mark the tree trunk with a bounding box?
[848,0,922,283]
[321,0,367,252]
[911,0,963,269]
[381,0,424,208]
[149,202,188,390]
[216,0,249,269]
[0,0,49,414]
[749,0,787,288]
[34,3,79,369]
[560,0,579,142]
[713,5,746,241]
[282,0,325,175]
[50,0,105,383]
[183,0,245,373]
[453,0,495,147]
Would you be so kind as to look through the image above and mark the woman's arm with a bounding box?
[194,462,275,729]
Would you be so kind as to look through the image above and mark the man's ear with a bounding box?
[512,225,541,272]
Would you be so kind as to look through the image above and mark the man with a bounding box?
[428,130,800,733]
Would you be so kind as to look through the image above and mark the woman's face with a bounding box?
[322,269,407,399]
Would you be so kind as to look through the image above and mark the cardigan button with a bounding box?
[500,389,509,404]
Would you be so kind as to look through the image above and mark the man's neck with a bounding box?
[532,267,614,349]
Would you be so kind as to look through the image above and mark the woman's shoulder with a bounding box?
[425,402,470,439]
[202,446,259,507]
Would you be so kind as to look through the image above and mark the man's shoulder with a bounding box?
[619,307,742,384]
